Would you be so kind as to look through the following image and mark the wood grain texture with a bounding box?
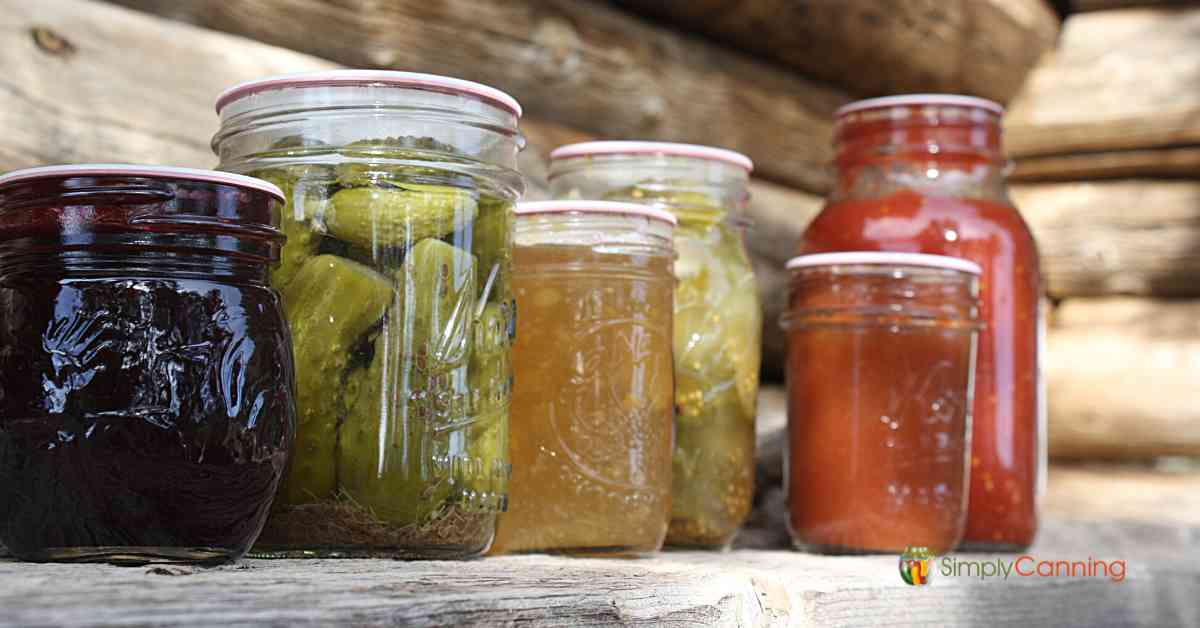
[1011,181,1200,297]
[1046,464,1200,526]
[1,518,1197,627]
[1006,7,1200,158]
[1011,145,1200,181]
[1047,298,1200,459]
[615,0,1060,105]
[106,0,849,193]
[1073,0,1200,10]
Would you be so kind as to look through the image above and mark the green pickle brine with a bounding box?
[548,142,761,548]
[213,71,523,558]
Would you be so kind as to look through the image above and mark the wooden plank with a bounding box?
[615,0,1060,105]
[1011,145,1200,181]
[1047,297,1200,459]
[1006,7,1200,158]
[106,0,849,194]
[1,517,1197,627]
[1046,464,1200,526]
[1012,180,1200,297]
[1073,0,1200,10]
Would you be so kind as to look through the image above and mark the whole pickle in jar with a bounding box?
[249,169,333,290]
[472,198,513,305]
[464,302,511,503]
[279,254,393,504]
[401,238,477,372]
[326,184,478,252]
[335,136,464,188]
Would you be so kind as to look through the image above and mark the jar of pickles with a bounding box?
[798,95,1043,550]
[490,201,676,556]
[782,252,982,554]
[549,142,759,548]
[0,165,293,565]
[213,71,524,558]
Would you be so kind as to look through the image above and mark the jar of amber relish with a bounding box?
[797,95,1043,551]
[783,252,981,555]
[549,142,759,549]
[490,201,676,556]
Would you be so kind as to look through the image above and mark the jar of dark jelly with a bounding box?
[0,165,295,565]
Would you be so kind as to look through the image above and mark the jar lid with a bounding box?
[215,70,523,117]
[549,141,753,172]
[0,164,285,202]
[516,200,678,226]
[785,252,982,276]
[835,94,1004,118]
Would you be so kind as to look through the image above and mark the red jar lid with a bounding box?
[550,141,753,172]
[785,251,982,276]
[516,200,677,226]
[215,70,522,117]
[0,164,285,202]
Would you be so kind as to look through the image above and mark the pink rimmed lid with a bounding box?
[785,252,982,276]
[835,94,1004,118]
[516,200,678,226]
[0,164,285,202]
[215,70,522,117]
[549,141,753,172]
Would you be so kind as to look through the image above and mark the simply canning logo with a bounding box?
[899,546,934,586]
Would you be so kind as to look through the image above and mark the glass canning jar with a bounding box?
[548,142,760,548]
[0,165,293,565]
[490,201,676,556]
[783,252,982,555]
[797,95,1043,551]
[213,70,524,558]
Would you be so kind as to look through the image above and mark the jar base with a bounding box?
[956,540,1032,553]
[10,546,237,566]
[790,539,955,556]
[246,546,487,560]
[498,544,659,559]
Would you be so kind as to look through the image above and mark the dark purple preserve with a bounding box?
[0,165,295,565]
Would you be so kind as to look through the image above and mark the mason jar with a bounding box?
[549,142,759,548]
[0,165,293,565]
[798,95,1043,551]
[490,201,676,556]
[782,252,982,555]
[213,70,524,558]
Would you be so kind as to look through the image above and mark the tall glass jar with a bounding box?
[782,252,981,555]
[0,165,293,565]
[798,95,1043,551]
[213,71,524,558]
[491,201,676,556]
[549,142,760,548]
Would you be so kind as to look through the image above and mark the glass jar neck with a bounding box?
[213,84,524,200]
[832,104,1007,203]
[547,154,749,228]
[515,212,674,258]
[784,265,980,331]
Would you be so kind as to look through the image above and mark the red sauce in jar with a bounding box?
[798,97,1042,550]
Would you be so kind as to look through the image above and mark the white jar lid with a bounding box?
[0,164,284,202]
[785,251,982,276]
[549,141,753,172]
[516,200,677,226]
[835,94,1004,118]
[215,70,522,117]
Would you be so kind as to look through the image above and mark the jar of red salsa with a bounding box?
[798,95,1043,550]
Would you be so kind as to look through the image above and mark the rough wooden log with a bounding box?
[615,0,1060,105]
[1011,145,1200,181]
[1073,0,1200,10]
[1047,297,1200,459]
[1006,8,1200,159]
[1011,181,1200,297]
[1046,463,1200,526]
[106,0,848,194]
[2,517,1198,627]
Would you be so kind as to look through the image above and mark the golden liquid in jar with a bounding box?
[490,241,674,555]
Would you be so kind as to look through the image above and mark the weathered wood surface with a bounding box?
[1011,145,1200,181]
[1006,8,1200,160]
[1046,464,1200,526]
[1073,0,1200,11]
[107,0,848,193]
[1047,298,1200,459]
[616,0,1060,105]
[1,517,1197,627]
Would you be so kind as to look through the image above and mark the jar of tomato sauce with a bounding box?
[783,252,982,554]
[798,95,1043,550]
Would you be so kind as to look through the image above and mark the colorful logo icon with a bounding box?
[899,546,934,586]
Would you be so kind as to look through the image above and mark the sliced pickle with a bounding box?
[278,254,392,504]
[326,185,478,251]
